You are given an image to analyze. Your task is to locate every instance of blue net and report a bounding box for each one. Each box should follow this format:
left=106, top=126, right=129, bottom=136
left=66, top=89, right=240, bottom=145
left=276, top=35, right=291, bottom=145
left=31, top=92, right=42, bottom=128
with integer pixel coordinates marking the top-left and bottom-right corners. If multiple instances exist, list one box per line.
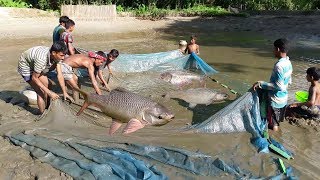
left=75, top=49, right=218, bottom=76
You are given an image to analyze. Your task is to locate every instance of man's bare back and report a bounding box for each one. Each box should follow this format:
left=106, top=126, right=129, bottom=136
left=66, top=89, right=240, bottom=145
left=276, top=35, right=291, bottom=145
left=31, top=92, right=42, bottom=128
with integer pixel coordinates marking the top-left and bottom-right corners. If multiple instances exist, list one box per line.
left=309, top=84, right=320, bottom=106
left=63, top=54, right=93, bottom=69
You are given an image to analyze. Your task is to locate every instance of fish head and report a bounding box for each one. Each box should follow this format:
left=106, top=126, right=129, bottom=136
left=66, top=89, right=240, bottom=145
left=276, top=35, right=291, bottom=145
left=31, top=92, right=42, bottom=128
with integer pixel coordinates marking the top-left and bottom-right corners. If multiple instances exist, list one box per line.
left=214, top=92, right=229, bottom=101
left=160, top=72, right=172, bottom=82
left=143, top=104, right=175, bottom=126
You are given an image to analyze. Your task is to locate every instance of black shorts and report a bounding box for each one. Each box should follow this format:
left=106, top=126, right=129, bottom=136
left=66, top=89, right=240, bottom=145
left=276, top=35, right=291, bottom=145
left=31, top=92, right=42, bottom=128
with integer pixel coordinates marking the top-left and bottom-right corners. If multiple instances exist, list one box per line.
left=267, top=106, right=286, bottom=129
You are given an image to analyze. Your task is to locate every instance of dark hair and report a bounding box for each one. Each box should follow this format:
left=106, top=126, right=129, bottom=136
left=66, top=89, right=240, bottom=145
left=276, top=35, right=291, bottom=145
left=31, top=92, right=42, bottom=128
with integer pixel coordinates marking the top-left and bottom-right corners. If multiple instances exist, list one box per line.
left=59, top=16, right=69, bottom=24
left=191, top=35, right=197, bottom=41
left=306, top=67, right=320, bottom=81
left=96, top=51, right=107, bottom=59
left=65, top=19, right=75, bottom=29
left=109, top=49, right=119, bottom=58
left=274, top=38, right=289, bottom=53
left=50, top=41, right=67, bottom=54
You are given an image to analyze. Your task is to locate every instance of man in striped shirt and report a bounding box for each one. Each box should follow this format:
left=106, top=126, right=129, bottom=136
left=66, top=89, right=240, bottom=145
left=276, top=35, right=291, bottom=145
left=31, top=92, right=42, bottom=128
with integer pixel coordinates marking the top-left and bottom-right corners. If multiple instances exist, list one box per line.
left=18, top=41, right=72, bottom=114
left=253, top=38, right=293, bottom=131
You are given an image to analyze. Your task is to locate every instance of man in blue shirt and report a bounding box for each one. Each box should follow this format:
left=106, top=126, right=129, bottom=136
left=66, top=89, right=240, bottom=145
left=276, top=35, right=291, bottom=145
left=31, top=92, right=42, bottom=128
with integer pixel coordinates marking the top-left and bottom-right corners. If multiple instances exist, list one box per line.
left=253, top=38, right=293, bottom=131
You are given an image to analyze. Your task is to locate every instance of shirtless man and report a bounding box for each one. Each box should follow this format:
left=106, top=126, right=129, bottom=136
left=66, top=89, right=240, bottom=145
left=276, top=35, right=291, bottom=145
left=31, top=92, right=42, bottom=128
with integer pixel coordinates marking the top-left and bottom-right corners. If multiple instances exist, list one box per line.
left=286, top=67, right=320, bottom=119
left=185, top=35, right=200, bottom=55
left=56, top=51, right=108, bottom=101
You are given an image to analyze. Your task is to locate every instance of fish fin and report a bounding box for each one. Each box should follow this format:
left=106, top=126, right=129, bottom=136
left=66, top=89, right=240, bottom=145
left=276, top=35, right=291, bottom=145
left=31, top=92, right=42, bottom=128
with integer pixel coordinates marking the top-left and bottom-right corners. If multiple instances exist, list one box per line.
left=114, top=87, right=128, bottom=92
left=123, top=119, right=145, bottom=134
left=76, top=101, right=90, bottom=116
left=109, top=120, right=122, bottom=135
left=188, top=103, right=197, bottom=108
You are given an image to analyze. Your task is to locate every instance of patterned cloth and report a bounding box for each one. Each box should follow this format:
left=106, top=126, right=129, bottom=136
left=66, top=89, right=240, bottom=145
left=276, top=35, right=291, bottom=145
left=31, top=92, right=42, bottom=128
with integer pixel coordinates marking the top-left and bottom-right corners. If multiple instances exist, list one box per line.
left=259, top=56, right=292, bottom=108
left=60, top=62, right=74, bottom=80
left=18, top=46, right=51, bottom=77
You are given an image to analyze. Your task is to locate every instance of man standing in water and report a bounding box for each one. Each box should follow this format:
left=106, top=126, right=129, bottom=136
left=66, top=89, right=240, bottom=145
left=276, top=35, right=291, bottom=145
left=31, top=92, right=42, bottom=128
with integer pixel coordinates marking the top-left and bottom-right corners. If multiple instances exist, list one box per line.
left=252, top=38, right=292, bottom=131
left=18, top=41, right=71, bottom=114
left=185, top=35, right=200, bottom=55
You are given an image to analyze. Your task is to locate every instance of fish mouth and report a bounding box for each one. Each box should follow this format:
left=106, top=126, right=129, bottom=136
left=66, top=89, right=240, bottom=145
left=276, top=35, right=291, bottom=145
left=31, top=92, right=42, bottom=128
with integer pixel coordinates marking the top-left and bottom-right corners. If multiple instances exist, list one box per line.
left=158, top=114, right=175, bottom=121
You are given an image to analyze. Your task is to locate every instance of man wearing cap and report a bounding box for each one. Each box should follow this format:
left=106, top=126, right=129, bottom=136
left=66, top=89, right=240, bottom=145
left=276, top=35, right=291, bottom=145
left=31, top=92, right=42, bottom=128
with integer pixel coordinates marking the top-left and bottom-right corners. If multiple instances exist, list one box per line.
left=56, top=51, right=109, bottom=101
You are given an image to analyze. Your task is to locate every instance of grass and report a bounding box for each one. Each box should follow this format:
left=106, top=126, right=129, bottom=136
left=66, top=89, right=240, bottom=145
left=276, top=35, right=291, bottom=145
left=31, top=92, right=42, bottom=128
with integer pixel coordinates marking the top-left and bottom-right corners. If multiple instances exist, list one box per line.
left=124, top=5, right=249, bottom=20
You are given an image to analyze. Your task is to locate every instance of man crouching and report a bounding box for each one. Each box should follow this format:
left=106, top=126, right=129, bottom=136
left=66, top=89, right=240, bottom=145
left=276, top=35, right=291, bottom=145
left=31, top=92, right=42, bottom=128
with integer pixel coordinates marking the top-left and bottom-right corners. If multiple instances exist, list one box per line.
left=18, top=41, right=70, bottom=114
left=56, top=51, right=109, bottom=102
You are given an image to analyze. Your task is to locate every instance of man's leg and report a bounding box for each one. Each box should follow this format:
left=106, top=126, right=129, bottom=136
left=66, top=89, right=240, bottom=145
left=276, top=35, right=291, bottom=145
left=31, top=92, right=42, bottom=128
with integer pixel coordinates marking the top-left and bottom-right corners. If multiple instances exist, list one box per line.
left=28, top=76, right=49, bottom=114
left=67, top=74, right=80, bottom=103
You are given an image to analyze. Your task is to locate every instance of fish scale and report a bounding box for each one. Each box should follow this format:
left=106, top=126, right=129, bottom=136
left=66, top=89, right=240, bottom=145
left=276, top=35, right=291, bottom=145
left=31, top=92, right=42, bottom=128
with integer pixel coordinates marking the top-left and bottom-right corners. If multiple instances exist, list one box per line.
left=77, top=88, right=174, bottom=134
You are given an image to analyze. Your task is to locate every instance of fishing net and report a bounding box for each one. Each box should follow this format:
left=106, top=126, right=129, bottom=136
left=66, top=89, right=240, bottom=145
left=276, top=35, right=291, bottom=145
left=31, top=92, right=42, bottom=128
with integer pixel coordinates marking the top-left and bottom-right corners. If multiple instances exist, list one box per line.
left=5, top=49, right=298, bottom=179
left=5, top=100, right=296, bottom=179
left=75, top=48, right=218, bottom=75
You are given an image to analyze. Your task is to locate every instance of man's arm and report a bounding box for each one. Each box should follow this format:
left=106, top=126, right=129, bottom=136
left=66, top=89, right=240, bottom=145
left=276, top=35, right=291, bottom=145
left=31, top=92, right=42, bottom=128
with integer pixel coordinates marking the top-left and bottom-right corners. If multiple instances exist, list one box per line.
left=31, top=72, right=59, bottom=100
left=107, top=64, right=113, bottom=75
left=68, top=42, right=75, bottom=55
left=196, top=45, right=200, bottom=55
left=259, top=66, right=286, bottom=91
left=97, top=69, right=111, bottom=91
left=56, top=63, right=74, bottom=102
left=88, top=65, right=102, bottom=95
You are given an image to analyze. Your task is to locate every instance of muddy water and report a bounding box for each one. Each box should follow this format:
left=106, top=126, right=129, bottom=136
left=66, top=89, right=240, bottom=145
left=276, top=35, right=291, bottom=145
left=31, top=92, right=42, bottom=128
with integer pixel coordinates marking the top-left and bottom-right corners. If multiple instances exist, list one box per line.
left=0, top=31, right=319, bottom=179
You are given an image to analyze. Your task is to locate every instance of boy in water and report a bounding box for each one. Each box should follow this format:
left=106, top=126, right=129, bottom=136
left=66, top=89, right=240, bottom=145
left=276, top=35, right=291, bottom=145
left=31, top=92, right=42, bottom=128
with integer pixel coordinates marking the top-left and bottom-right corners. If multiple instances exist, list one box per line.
left=185, top=35, right=200, bottom=55
left=56, top=51, right=109, bottom=101
left=61, top=19, right=76, bottom=55
left=96, top=49, right=119, bottom=88
left=18, top=41, right=71, bottom=114
left=252, top=38, right=293, bottom=131
left=286, top=67, right=320, bottom=119
left=52, top=16, right=69, bottom=43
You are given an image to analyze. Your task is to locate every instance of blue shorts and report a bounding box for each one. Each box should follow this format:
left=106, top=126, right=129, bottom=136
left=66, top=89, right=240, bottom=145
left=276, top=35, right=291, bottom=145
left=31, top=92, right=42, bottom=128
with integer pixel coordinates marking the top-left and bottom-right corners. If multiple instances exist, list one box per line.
left=22, top=75, right=32, bottom=82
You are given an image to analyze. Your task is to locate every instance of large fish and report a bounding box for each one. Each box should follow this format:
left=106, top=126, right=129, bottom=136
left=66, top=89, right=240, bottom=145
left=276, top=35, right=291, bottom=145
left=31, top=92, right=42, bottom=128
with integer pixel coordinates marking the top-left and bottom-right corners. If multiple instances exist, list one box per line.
left=76, top=88, right=175, bottom=134
left=160, top=71, right=206, bottom=88
left=165, top=88, right=228, bottom=108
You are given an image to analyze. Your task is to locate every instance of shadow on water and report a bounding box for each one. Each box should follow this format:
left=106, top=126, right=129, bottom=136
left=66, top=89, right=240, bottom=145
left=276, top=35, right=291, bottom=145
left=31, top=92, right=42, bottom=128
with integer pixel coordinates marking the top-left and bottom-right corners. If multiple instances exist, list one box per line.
left=0, top=91, right=39, bottom=115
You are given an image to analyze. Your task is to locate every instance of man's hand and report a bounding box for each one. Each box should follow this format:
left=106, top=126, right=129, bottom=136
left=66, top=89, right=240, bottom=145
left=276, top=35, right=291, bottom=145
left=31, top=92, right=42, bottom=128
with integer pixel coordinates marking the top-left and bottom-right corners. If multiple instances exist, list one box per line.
left=252, top=82, right=260, bottom=91
left=49, top=91, right=60, bottom=100
left=63, top=93, right=75, bottom=103
left=101, top=83, right=111, bottom=92
left=104, top=85, right=111, bottom=92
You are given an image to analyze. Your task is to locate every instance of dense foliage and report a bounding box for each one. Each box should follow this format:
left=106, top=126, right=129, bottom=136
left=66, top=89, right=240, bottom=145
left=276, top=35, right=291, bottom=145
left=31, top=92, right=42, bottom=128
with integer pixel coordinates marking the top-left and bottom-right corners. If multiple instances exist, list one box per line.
left=0, top=0, right=30, bottom=7
left=1, top=0, right=320, bottom=11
